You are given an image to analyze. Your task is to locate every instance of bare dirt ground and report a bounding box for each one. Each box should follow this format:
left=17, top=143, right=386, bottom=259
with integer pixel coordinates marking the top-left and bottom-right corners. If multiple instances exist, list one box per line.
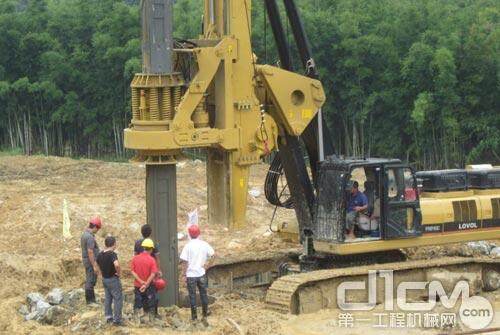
left=0, top=155, right=297, bottom=334
left=0, top=155, right=498, bottom=334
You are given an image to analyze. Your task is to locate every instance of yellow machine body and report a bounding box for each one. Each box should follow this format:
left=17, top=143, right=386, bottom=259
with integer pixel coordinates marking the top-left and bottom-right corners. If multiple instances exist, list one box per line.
left=124, top=0, right=324, bottom=229
left=278, top=188, right=500, bottom=255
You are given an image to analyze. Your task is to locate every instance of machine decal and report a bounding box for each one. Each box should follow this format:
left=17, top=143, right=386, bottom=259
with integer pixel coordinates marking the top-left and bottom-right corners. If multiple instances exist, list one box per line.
left=423, top=224, right=443, bottom=233
left=446, top=221, right=480, bottom=232
left=423, top=219, right=500, bottom=234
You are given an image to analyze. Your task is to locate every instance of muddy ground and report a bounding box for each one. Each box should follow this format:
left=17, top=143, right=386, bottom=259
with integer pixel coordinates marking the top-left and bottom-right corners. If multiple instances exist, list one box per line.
left=0, top=155, right=498, bottom=334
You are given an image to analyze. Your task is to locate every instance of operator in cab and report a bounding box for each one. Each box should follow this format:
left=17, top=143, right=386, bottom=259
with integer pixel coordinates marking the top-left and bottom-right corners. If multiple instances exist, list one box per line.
left=345, top=181, right=368, bottom=240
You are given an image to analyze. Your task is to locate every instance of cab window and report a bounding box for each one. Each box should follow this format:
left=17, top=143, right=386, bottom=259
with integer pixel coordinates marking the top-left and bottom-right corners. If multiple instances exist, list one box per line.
left=350, top=167, right=367, bottom=192
left=387, top=169, right=398, bottom=199
left=404, top=168, right=417, bottom=201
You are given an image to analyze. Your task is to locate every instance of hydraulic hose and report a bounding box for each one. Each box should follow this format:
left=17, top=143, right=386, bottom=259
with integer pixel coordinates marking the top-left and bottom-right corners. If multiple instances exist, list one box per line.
left=264, top=154, right=294, bottom=209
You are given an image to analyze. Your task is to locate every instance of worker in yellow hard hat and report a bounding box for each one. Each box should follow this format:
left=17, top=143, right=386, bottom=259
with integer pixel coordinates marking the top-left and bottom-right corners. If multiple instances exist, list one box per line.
left=133, top=224, right=163, bottom=318
left=130, top=238, right=158, bottom=323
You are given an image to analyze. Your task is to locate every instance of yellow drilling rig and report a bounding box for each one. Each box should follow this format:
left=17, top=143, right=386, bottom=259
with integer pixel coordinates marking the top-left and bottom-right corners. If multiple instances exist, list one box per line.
left=124, top=0, right=500, bottom=313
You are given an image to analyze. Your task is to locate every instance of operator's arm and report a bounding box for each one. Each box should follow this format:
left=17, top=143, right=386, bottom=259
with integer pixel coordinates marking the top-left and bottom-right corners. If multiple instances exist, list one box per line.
left=355, top=204, right=368, bottom=212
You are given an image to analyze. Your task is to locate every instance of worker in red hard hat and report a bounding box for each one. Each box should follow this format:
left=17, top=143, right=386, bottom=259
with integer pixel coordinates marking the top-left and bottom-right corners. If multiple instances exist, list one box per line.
left=81, top=216, right=102, bottom=305
left=180, top=224, right=214, bottom=324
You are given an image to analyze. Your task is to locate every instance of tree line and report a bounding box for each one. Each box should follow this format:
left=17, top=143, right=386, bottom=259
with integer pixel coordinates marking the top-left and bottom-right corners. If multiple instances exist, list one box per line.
left=0, top=0, right=498, bottom=168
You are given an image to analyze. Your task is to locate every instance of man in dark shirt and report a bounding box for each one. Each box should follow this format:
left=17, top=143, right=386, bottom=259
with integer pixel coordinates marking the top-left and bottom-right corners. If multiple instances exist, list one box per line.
left=80, top=217, right=102, bottom=305
left=134, top=225, right=160, bottom=268
left=97, top=236, right=123, bottom=326
left=345, top=181, right=368, bottom=240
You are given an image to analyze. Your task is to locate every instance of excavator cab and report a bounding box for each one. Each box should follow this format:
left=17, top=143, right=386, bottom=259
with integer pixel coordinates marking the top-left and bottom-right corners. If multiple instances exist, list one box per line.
left=313, top=157, right=423, bottom=245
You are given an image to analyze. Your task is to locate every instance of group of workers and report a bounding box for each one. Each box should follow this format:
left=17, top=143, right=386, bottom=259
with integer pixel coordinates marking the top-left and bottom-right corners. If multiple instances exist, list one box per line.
left=78, top=183, right=371, bottom=326
left=80, top=217, right=214, bottom=326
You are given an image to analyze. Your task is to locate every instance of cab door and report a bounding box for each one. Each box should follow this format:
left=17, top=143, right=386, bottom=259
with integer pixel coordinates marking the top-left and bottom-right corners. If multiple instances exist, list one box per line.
left=381, top=165, right=422, bottom=239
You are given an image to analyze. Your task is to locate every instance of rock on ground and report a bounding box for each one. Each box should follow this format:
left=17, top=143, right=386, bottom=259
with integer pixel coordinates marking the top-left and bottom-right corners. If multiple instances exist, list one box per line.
left=491, top=247, right=500, bottom=258
left=26, top=292, right=45, bottom=308
left=41, top=305, right=71, bottom=326
left=64, top=288, right=85, bottom=307
left=18, top=304, right=29, bottom=316
left=483, top=269, right=500, bottom=291
left=462, top=241, right=495, bottom=256
left=25, top=299, right=51, bottom=321
left=47, top=288, right=64, bottom=305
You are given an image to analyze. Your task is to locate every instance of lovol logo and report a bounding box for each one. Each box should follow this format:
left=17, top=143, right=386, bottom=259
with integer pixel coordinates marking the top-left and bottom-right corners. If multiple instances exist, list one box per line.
left=458, top=222, right=478, bottom=230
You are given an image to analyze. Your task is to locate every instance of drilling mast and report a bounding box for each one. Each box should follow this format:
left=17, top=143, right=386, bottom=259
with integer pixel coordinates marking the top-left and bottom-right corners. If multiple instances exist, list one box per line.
left=125, top=0, right=326, bottom=305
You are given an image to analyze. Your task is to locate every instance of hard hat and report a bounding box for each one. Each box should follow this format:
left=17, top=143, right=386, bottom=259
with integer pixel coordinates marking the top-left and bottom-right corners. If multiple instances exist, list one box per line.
left=154, top=278, right=167, bottom=291
left=89, top=216, right=102, bottom=229
left=141, top=238, right=155, bottom=249
left=188, top=224, right=200, bottom=238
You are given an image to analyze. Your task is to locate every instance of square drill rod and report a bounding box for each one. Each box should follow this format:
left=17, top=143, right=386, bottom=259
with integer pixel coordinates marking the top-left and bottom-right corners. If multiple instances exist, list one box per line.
left=146, top=164, right=179, bottom=306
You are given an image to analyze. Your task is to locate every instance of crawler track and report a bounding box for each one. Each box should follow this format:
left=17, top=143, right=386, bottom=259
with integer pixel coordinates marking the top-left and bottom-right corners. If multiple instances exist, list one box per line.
left=205, top=250, right=500, bottom=316
left=206, top=249, right=301, bottom=290
left=266, top=257, right=500, bottom=314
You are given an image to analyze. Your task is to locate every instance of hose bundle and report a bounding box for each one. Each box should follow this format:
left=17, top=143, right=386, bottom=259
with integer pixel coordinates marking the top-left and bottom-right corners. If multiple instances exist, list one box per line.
left=264, top=155, right=294, bottom=209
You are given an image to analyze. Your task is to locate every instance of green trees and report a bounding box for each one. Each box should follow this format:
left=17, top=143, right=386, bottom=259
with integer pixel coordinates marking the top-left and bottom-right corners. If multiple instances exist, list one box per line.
left=296, top=0, right=499, bottom=168
left=0, top=0, right=498, bottom=168
left=0, top=0, right=140, bottom=157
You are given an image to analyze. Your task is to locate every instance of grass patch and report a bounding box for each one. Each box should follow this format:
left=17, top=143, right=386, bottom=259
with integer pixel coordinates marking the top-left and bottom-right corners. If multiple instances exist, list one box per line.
left=0, top=148, right=132, bottom=163
left=0, top=147, right=23, bottom=157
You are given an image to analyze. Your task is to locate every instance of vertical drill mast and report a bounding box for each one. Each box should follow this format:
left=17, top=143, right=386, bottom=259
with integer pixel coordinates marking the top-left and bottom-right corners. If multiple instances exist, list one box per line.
left=141, top=0, right=178, bottom=307
left=125, top=0, right=326, bottom=243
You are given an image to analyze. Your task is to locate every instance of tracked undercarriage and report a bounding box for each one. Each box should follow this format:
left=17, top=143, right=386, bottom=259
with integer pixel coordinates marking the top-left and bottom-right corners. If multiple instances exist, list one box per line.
left=207, top=252, right=500, bottom=315
left=206, top=249, right=301, bottom=290
left=266, top=256, right=500, bottom=314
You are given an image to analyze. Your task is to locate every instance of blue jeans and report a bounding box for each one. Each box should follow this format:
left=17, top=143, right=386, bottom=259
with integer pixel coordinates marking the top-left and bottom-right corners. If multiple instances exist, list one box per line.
left=133, top=285, right=157, bottom=313
left=187, top=275, right=209, bottom=309
left=102, top=276, right=123, bottom=323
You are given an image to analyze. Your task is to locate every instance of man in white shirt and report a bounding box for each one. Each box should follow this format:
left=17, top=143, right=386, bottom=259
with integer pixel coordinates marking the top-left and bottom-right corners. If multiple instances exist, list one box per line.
left=180, top=225, right=214, bottom=323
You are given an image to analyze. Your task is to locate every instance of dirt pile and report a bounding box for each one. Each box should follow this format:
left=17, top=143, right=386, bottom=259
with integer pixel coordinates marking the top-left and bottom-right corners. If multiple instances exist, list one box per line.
left=0, top=155, right=295, bottom=334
